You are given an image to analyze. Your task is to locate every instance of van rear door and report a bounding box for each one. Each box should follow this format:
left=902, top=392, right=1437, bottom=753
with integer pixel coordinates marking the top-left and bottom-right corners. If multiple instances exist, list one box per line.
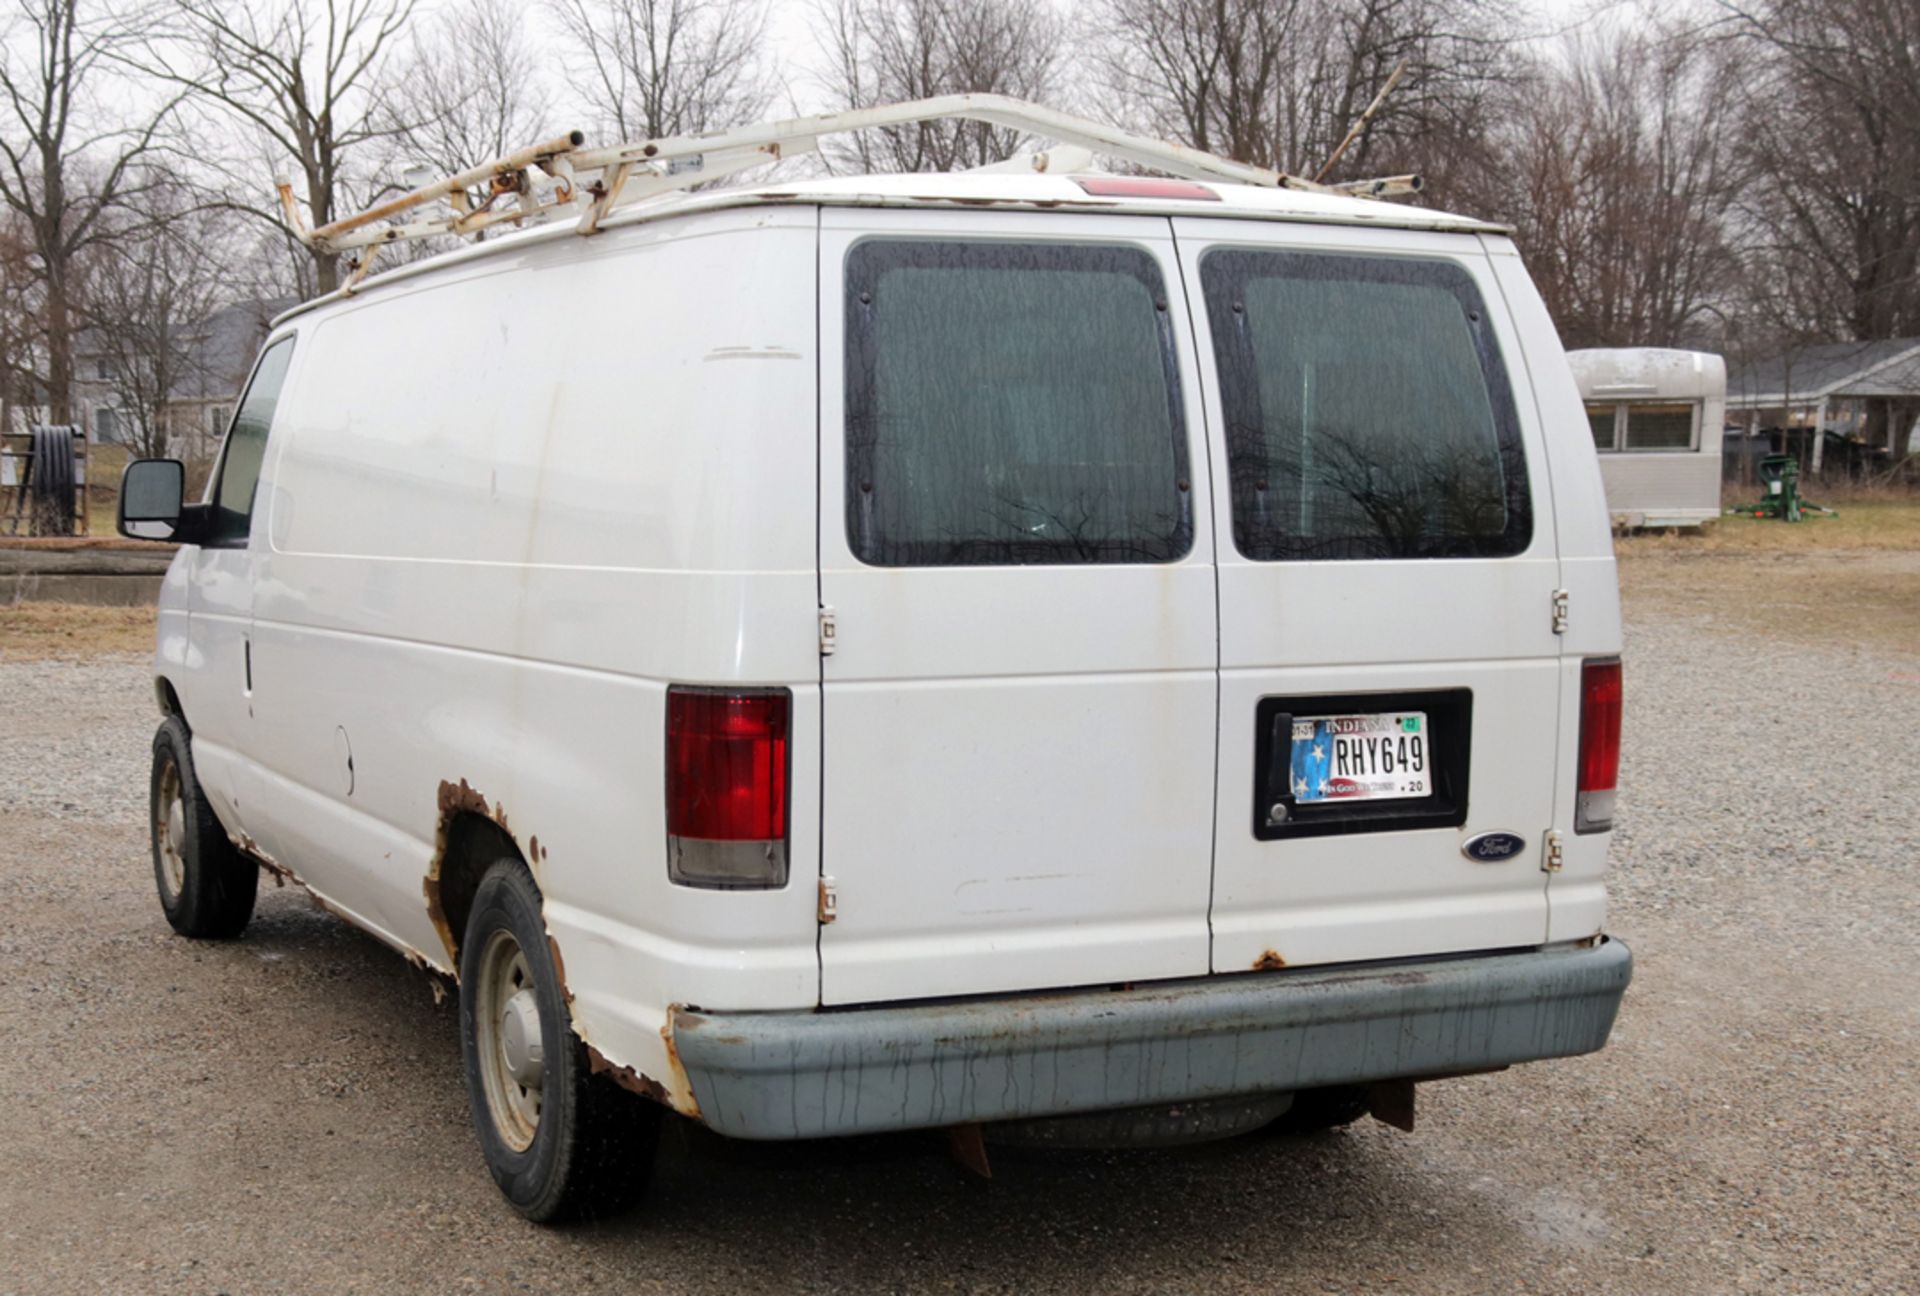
left=1172, top=219, right=1560, bottom=972
left=815, top=209, right=1217, bottom=1006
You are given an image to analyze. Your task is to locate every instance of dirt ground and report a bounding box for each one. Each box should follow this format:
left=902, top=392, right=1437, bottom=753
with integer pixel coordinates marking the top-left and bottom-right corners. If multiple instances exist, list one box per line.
left=2, top=523, right=1916, bottom=1294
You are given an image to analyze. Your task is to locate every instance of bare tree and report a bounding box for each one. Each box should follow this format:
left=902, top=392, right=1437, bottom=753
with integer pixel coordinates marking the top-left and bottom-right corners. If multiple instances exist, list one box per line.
left=82, top=178, right=234, bottom=460
left=811, top=0, right=1062, bottom=172
left=1091, top=0, right=1514, bottom=186
left=0, top=0, right=176, bottom=424
left=0, top=211, right=42, bottom=434
left=1471, top=24, right=1744, bottom=350
left=384, top=0, right=555, bottom=176
left=1725, top=0, right=1920, bottom=460
left=142, top=0, right=415, bottom=295
left=550, top=0, right=771, bottom=141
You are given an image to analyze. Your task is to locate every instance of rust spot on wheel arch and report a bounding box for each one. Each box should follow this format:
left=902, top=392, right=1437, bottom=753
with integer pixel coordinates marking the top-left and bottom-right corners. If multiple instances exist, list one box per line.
left=584, top=1043, right=671, bottom=1106
left=1252, top=950, right=1287, bottom=971
left=660, top=1011, right=701, bottom=1118
left=426, top=778, right=521, bottom=971
left=547, top=936, right=574, bottom=1006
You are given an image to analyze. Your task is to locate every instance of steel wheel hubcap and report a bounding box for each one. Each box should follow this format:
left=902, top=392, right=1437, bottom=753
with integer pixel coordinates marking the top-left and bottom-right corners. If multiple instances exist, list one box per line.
left=476, top=931, right=544, bottom=1151
left=156, top=762, right=186, bottom=899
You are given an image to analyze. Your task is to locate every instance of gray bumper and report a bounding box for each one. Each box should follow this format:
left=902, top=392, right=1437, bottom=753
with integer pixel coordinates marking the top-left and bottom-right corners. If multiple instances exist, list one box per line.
left=672, top=939, right=1631, bottom=1140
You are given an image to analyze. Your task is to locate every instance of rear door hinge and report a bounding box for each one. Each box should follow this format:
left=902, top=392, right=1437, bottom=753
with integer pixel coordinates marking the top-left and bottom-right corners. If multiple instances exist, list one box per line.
left=1551, top=588, right=1569, bottom=635
left=818, top=606, right=838, bottom=656
left=817, top=877, right=839, bottom=923
left=1543, top=830, right=1564, bottom=873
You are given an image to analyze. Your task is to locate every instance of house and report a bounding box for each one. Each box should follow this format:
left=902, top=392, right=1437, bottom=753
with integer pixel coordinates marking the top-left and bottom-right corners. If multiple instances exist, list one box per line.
left=74, top=298, right=295, bottom=461
left=1726, top=339, right=1920, bottom=475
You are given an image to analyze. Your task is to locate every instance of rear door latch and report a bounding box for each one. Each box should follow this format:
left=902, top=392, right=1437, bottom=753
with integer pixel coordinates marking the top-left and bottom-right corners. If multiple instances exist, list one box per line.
left=1543, top=830, right=1564, bottom=873
left=819, top=607, right=838, bottom=656
left=1551, top=589, right=1569, bottom=635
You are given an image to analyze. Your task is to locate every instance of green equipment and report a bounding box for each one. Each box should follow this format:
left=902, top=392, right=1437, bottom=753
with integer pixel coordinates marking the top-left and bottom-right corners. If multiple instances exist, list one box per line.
left=1732, top=453, right=1836, bottom=522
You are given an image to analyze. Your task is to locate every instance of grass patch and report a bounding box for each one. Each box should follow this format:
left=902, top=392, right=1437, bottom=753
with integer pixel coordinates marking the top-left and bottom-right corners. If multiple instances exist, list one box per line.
left=0, top=602, right=155, bottom=659
left=1615, top=500, right=1920, bottom=556
left=1616, top=499, right=1920, bottom=654
left=1619, top=546, right=1920, bottom=658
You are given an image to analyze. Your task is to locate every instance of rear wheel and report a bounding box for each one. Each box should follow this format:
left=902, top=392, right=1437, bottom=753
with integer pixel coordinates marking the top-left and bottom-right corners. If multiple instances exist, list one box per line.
left=459, top=859, right=661, bottom=1223
left=150, top=717, right=257, bottom=939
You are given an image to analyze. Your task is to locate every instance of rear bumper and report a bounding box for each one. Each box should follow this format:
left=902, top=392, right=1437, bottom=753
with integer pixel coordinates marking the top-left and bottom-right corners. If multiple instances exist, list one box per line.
left=671, top=939, right=1632, bottom=1140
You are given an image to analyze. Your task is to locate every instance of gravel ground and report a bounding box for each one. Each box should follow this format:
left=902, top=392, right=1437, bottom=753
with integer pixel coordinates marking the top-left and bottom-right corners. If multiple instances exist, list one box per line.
left=2, top=558, right=1916, bottom=1295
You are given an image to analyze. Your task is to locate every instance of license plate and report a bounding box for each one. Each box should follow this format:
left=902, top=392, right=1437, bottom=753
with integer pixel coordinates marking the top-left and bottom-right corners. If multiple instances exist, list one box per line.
left=1289, top=712, right=1430, bottom=803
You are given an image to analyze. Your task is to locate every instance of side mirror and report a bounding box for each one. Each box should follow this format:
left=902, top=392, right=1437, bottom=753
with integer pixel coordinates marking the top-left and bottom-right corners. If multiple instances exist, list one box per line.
left=118, top=459, right=202, bottom=542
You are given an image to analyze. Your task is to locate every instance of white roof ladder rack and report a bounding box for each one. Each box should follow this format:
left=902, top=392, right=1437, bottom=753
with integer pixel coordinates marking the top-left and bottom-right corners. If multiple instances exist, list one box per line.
left=276, top=94, right=1423, bottom=292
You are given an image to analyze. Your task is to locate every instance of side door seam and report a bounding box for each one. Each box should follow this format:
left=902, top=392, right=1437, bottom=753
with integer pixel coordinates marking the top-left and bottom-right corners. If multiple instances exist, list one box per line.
left=812, top=204, right=828, bottom=1006
left=1476, top=234, right=1568, bottom=943
left=1168, top=218, right=1226, bottom=973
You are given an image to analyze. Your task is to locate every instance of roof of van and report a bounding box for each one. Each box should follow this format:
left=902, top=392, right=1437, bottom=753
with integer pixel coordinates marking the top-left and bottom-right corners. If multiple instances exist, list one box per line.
left=733, top=171, right=1501, bottom=231
left=274, top=169, right=1505, bottom=328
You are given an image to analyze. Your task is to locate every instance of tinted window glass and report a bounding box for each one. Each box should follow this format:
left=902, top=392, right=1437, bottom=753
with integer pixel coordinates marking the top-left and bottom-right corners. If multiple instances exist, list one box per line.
left=1587, top=403, right=1618, bottom=452
left=1203, top=250, right=1530, bottom=561
left=1624, top=402, right=1695, bottom=450
left=845, top=241, right=1190, bottom=566
left=208, top=337, right=295, bottom=546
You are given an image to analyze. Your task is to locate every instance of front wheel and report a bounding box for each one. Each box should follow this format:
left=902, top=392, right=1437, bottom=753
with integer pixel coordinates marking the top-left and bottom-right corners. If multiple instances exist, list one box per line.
left=459, top=859, right=661, bottom=1223
left=150, top=717, right=257, bottom=939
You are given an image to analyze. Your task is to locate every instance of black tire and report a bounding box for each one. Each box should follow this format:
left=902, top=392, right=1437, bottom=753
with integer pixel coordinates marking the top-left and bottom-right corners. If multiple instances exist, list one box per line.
left=150, top=717, right=258, bottom=939
left=459, top=859, right=661, bottom=1223
left=1269, top=1085, right=1371, bottom=1135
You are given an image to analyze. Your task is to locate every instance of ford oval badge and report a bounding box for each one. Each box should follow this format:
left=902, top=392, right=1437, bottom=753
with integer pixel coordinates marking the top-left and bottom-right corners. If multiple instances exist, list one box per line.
left=1462, top=831, right=1526, bottom=863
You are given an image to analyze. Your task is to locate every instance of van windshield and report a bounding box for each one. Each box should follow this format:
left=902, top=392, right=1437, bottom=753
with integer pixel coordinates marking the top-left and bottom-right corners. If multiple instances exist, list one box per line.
left=1201, top=250, right=1531, bottom=561
left=844, top=240, right=1191, bottom=567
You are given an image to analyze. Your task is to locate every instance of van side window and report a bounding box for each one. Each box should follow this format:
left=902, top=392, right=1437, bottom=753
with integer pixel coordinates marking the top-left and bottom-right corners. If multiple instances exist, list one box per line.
left=1202, top=251, right=1531, bottom=561
left=845, top=240, right=1192, bottom=567
left=206, top=337, right=295, bottom=547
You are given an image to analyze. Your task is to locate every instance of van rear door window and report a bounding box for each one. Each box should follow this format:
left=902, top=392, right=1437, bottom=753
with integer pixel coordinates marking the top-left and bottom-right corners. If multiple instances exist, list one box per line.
left=844, top=240, right=1191, bottom=567
left=1201, top=250, right=1530, bottom=561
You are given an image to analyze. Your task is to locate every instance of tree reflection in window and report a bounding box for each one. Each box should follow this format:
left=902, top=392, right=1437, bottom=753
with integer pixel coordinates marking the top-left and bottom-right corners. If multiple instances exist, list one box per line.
left=1204, top=250, right=1531, bottom=561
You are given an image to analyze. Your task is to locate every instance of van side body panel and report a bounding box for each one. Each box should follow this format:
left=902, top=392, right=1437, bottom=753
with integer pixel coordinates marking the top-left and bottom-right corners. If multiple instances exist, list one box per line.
left=242, top=209, right=824, bottom=1098
left=1480, top=238, right=1624, bottom=943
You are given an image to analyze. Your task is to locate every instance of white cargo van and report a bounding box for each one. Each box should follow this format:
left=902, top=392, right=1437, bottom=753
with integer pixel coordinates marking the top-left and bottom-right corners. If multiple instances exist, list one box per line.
left=118, top=98, right=1630, bottom=1222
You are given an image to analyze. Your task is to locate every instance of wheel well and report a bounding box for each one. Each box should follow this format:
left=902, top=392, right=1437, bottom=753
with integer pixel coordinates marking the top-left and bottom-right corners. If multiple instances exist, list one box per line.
left=156, top=677, right=184, bottom=726
left=430, top=811, right=521, bottom=974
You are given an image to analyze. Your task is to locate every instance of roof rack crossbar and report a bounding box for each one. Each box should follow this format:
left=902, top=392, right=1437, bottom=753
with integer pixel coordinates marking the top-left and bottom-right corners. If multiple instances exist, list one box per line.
left=284, top=96, right=1422, bottom=290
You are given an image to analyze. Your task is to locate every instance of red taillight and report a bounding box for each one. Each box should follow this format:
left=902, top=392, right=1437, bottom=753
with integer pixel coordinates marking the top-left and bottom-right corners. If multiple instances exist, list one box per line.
left=666, top=687, right=790, bottom=887
left=1575, top=658, right=1622, bottom=833
left=1074, top=176, right=1221, bottom=201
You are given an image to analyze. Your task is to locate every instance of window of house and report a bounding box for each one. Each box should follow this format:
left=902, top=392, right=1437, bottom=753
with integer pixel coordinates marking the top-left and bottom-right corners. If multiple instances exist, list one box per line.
left=1586, top=400, right=1700, bottom=452
left=1623, top=402, right=1696, bottom=451
left=1587, top=403, right=1619, bottom=452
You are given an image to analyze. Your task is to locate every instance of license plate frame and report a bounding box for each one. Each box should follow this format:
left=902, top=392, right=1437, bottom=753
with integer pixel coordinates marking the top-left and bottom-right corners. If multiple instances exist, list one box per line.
left=1253, top=689, right=1473, bottom=841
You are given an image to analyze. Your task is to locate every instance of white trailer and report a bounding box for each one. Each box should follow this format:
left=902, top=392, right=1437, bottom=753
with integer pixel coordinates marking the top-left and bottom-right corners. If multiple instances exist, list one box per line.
left=1568, top=348, right=1726, bottom=528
